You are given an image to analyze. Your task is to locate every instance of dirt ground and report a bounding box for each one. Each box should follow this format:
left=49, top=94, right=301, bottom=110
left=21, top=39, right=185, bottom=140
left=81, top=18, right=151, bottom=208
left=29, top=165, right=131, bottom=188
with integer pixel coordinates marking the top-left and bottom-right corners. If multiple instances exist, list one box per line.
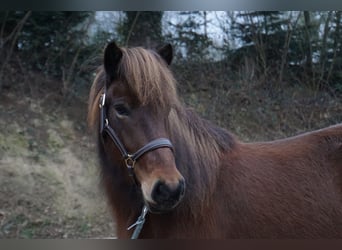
left=0, top=75, right=115, bottom=238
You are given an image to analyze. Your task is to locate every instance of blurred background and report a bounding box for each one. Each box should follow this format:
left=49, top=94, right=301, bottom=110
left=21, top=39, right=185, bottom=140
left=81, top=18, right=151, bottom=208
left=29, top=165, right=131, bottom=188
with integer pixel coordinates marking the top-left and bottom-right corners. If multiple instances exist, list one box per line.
left=0, top=11, right=341, bottom=238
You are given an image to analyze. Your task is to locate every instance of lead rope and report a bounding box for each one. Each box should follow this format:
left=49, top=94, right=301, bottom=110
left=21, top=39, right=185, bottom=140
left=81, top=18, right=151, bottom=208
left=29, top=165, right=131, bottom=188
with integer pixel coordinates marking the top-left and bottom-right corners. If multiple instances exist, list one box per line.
left=127, top=205, right=149, bottom=239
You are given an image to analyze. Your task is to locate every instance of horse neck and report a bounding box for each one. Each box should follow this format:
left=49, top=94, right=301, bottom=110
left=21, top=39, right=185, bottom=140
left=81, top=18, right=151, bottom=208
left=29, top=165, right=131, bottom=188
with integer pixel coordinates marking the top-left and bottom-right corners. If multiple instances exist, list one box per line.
left=167, top=106, right=235, bottom=214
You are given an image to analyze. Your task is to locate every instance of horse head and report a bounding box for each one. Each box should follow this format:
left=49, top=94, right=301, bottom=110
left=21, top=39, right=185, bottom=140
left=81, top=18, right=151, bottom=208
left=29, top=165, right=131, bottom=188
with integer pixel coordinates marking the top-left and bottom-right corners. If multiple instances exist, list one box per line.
left=98, top=42, right=185, bottom=213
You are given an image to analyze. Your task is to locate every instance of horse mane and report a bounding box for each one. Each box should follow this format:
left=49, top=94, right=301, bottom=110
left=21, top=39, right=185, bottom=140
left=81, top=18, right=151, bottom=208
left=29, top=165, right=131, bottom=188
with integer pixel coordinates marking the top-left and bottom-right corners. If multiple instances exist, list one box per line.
left=88, top=45, right=237, bottom=219
left=167, top=106, right=236, bottom=217
left=117, top=47, right=179, bottom=110
left=88, top=67, right=106, bottom=131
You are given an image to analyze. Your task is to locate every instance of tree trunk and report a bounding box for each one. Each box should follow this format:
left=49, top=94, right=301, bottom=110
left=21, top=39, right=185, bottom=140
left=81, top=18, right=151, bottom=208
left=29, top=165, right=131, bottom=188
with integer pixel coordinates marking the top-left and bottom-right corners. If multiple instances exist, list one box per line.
left=326, top=11, right=342, bottom=85
left=303, top=11, right=313, bottom=80
left=318, top=11, right=333, bottom=86
left=123, top=11, right=163, bottom=48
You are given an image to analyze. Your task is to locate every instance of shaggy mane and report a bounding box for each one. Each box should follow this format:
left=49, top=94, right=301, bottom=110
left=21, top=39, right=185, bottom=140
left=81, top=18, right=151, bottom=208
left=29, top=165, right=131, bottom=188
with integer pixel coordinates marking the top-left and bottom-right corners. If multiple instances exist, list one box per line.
left=118, top=47, right=179, bottom=110
left=167, top=106, right=236, bottom=216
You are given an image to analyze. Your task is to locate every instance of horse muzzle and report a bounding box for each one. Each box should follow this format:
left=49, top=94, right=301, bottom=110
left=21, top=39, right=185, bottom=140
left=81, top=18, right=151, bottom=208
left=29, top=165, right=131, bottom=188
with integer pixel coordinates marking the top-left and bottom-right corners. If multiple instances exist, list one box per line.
left=147, top=178, right=186, bottom=213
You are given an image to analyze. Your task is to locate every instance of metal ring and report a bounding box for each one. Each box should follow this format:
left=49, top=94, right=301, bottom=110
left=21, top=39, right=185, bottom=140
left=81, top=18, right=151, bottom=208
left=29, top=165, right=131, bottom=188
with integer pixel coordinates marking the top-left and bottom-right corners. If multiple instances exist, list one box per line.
left=125, top=155, right=135, bottom=169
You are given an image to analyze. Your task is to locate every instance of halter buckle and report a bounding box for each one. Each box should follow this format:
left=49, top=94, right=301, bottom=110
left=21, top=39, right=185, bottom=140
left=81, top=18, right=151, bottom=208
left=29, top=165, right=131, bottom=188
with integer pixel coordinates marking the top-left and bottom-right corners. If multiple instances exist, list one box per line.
left=99, top=93, right=106, bottom=108
left=125, top=154, right=136, bottom=169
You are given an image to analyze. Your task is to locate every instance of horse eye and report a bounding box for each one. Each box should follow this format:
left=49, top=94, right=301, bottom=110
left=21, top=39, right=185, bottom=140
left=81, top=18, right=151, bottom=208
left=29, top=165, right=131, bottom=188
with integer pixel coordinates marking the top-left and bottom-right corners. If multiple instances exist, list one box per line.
left=114, top=104, right=130, bottom=116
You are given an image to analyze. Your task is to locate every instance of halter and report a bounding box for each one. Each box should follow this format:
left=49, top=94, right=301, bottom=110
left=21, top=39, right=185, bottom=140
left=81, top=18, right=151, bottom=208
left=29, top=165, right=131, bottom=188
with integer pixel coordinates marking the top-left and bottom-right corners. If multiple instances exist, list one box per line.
left=99, top=92, right=173, bottom=174
left=98, top=91, right=174, bottom=239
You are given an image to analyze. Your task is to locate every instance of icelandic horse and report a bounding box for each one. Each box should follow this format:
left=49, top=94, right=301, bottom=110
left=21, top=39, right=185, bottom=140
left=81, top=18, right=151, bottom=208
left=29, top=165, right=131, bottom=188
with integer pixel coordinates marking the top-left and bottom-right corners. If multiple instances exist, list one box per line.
left=88, top=41, right=342, bottom=238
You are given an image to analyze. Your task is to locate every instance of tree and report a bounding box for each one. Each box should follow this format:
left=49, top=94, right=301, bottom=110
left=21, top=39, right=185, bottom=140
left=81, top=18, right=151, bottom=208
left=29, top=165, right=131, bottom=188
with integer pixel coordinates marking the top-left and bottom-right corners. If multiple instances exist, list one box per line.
left=166, top=11, right=213, bottom=61
left=230, top=11, right=291, bottom=78
left=325, top=11, right=342, bottom=91
left=289, top=11, right=341, bottom=90
left=117, top=11, right=163, bottom=48
left=0, top=11, right=32, bottom=90
left=0, top=11, right=98, bottom=94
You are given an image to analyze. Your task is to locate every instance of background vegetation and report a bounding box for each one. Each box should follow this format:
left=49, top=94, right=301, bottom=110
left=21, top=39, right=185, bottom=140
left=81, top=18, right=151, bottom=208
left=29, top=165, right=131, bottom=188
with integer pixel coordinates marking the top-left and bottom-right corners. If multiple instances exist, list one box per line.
left=0, top=11, right=341, bottom=238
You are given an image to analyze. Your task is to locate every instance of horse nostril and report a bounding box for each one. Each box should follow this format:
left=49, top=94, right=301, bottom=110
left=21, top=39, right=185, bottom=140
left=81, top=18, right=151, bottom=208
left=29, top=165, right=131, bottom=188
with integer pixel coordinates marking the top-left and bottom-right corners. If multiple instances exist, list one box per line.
left=178, top=179, right=185, bottom=197
left=152, top=180, right=185, bottom=206
left=154, top=181, right=170, bottom=200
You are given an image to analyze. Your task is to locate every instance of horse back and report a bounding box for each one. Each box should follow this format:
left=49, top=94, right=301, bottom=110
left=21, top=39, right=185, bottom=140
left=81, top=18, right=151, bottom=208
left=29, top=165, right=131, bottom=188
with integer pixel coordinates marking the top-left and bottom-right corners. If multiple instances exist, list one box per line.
left=251, top=123, right=342, bottom=165
left=242, top=123, right=342, bottom=190
left=221, top=124, right=342, bottom=238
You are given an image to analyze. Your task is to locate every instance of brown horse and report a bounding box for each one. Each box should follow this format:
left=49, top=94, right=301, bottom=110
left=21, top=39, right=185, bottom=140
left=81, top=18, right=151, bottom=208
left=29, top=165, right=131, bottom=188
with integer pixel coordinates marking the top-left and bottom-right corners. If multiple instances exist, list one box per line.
left=88, top=41, right=342, bottom=238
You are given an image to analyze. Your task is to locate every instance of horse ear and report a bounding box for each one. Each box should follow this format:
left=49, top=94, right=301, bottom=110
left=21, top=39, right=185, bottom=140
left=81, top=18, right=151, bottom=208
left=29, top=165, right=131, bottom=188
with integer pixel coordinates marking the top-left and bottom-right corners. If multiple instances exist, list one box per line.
left=157, top=43, right=173, bottom=65
left=104, top=41, right=123, bottom=81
